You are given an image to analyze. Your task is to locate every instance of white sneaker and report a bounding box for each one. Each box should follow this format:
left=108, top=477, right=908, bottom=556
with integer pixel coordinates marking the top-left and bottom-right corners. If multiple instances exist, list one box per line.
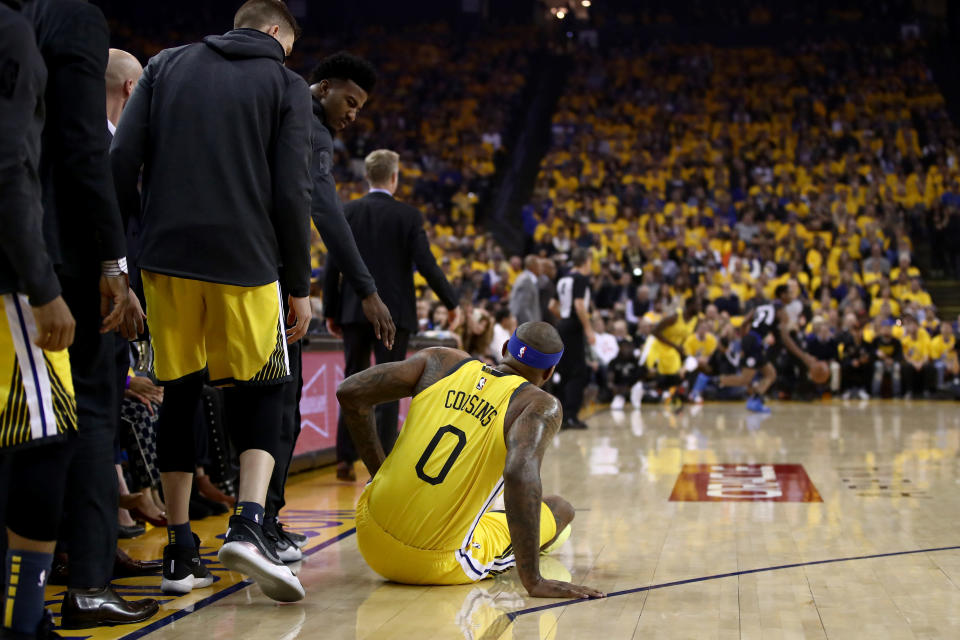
left=610, top=395, right=625, bottom=410
left=857, top=389, right=870, bottom=400
left=630, top=382, right=644, bottom=407
left=219, top=515, right=305, bottom=602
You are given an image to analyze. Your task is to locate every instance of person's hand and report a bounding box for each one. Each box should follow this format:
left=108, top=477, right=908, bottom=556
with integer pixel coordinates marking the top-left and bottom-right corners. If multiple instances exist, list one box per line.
left=585, top=328, right=597, bottom=345
left=286, top=295, right=312, bottom=343
left=526, top=578, right=605, bottom=600
left=100, top=273, right=130, bottom=333
left=449, top=307, right=464, bottom=331
left=802, top=353, right=817, bottom=368
left=361, top=293, right=396, bottom=350
left=30, top=295, right=75, bottom=351
left=125, top=376, right=163, bottom=414
left=119, top=288, right=146, bottom=340
left=326, top=318, right=343, bottom=338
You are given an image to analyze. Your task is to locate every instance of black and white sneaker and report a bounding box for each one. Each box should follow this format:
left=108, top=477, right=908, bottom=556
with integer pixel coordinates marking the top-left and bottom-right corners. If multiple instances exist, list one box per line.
left=161, top=534, right=214, bottom=594
left=218, top=515, right=305, bottom=602
left=277, top=522, right=308, bottom=549
left=263, top=519, right=303, bottom=563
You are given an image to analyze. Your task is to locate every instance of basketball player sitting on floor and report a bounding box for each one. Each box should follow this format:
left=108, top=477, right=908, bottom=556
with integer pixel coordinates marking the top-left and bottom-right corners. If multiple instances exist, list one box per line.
left=337, top=321, right=605, bottom=599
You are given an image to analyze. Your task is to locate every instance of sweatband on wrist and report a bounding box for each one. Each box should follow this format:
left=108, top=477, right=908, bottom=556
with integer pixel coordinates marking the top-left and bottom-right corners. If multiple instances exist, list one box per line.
left=125, top=375, right=132, bottom=389
left=101, top=257, right=128, bottom=277
left=507, top=331, right=564, bottom=369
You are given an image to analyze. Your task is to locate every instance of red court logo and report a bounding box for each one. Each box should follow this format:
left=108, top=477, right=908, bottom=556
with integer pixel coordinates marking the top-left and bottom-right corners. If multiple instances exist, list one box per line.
left=669, top=464, right=822, bottom=502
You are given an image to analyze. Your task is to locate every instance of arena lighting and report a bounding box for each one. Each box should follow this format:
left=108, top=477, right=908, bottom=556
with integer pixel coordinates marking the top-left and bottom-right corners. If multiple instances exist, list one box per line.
left=582, top=0, right=591, bottom=6
left=556, top=9, right=566, bottom=18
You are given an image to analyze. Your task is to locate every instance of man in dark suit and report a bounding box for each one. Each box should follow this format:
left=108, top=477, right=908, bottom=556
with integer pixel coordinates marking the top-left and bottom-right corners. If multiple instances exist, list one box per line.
left=324, top=149, right=459, bottom=480
left=21, top=0, right=158, bottom=628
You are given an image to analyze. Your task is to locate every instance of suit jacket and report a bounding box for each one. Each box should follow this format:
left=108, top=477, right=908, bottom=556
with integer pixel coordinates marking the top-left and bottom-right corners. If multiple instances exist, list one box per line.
left=324, top=192, right=457, bottom=332
left=510, top=270, right=541, bottom=325
left=24, top=0, right=127, bottom=274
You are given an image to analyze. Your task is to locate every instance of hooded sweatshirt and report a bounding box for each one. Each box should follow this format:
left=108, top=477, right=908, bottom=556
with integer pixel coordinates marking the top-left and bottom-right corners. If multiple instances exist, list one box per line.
left=0, top=0, right=60, bottom=304
left=111, top=28, right=313, bottom=297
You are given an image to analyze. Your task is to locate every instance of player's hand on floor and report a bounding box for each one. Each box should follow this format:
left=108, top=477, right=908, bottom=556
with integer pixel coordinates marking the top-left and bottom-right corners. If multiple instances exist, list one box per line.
left=361, top=292, right=395, bottom=350
left=526, top=578, right=605, bottom=599
left=286, top=295, right=312, bottom=343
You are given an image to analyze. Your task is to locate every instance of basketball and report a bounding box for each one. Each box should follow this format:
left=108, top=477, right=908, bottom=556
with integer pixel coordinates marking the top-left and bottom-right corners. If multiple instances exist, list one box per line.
left=809, top=360, right=830, bottom=385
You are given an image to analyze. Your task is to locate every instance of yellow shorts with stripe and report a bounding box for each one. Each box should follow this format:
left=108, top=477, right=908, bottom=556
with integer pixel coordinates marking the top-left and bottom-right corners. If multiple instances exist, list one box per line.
left=644, top=341, right=682, bottom=376
left=355, top=486, right=557, bottom=585
left=0, top=294, right=76, bottom=451
left=141, top=271, right=290, bottom=386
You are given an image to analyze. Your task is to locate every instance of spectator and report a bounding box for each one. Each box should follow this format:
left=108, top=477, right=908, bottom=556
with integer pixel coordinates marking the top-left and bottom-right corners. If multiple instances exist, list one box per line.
left=870, top=320, right=903, bottom=398
left=510, top=255, right=542, bottom=325
left=901, top=314, right=935, bottom=398
left=488, top=309, right=516, bottom=362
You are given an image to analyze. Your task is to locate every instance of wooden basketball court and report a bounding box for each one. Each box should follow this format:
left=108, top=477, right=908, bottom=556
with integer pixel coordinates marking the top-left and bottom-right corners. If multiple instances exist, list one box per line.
left=54, top=401, right=960, bottom=639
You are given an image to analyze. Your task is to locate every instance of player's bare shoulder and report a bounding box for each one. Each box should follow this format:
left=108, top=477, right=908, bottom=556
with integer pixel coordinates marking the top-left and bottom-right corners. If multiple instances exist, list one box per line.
left=503, top=382, right=562, bottom=439
left=411, top=346, right=473, bottom=396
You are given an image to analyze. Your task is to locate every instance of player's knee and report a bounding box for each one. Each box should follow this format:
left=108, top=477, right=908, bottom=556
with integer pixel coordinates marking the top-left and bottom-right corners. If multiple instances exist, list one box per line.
left=544, top=495, right=574, bottom=530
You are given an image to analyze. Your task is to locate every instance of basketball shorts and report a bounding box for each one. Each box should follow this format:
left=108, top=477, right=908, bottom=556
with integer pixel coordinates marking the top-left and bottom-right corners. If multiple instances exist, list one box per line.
left=644, top=341, right=683, bottom=376
left=141, top=271, right=289, bottom=386
left=355, top=486, right=557, bottom=585
left=0, top=294, right=77, bottom=451
left=741, top=331, right=768, bottom=370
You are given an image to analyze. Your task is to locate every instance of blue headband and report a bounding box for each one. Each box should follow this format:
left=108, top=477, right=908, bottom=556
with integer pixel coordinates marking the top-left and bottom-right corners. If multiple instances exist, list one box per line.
left=507, top=332, right=564, bottom=369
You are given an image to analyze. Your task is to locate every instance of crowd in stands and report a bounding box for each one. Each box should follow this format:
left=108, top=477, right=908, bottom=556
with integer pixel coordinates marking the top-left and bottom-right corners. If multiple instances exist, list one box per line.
left=396, top=37, right=960, bottom=404
left=106, top=19, right=960, bottom=404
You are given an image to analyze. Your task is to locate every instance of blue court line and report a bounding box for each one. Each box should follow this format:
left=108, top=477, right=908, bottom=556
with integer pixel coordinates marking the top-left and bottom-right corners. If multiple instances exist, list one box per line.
left=115, top=528, right=357, bottom=640
left=501, top=543, right=960, bottom=624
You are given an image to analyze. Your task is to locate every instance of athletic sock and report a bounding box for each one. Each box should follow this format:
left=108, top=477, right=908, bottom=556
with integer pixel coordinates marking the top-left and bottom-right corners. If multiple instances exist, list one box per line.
left=167, top=522, right=193, bottom=547
left=235, top=501, right=265, bottom=525
left=3, top=549, right=53, bottom=634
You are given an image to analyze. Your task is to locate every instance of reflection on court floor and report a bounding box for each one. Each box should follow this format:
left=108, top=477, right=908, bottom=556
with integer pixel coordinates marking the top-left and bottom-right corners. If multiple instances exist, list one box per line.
left=78, top=401, right=960, bottom=639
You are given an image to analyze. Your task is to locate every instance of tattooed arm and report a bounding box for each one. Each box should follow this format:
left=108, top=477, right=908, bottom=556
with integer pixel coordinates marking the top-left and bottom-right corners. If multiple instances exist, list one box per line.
left=336, top=346, right=469, bottom=476
left=503, top=388, right=604, bottom=599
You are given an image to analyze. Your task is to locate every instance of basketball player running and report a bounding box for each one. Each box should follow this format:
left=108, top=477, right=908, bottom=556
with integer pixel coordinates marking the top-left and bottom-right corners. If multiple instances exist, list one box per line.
left=644, top=295, right=700, bottom=405
left=338, top=322, right=604, bottom=599
left=692, top=284, right=817, bottom=413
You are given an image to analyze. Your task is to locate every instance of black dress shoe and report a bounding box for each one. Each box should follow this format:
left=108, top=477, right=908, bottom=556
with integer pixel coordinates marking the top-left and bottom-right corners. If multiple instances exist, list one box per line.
left=60, top=586, right=159, bottom=629
left=191, top=491, right=229, bottom=516
left=114, top=548, right=162, bottom=578
left=118, top=524, right=146, bottom=539
left=188, top=496, right=214, bottom=520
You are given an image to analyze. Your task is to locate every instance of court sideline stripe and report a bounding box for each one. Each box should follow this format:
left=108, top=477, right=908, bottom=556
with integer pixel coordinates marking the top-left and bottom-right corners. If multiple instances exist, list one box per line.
left=114, top=528, right=357, bottom=640
left=480, top=543, right=960, bottom=639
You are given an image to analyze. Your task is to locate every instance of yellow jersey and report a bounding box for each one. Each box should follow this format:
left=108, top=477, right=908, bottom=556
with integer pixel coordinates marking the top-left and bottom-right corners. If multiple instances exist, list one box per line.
left=659, top=309, right=698, bottom=347
left=683, top=332, right=718, bottom=359
left=930, top=334, right=956, bottom=360
left=366, top=359, right=528, bottom=552
left=901, top=329, right=931, bottom=363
